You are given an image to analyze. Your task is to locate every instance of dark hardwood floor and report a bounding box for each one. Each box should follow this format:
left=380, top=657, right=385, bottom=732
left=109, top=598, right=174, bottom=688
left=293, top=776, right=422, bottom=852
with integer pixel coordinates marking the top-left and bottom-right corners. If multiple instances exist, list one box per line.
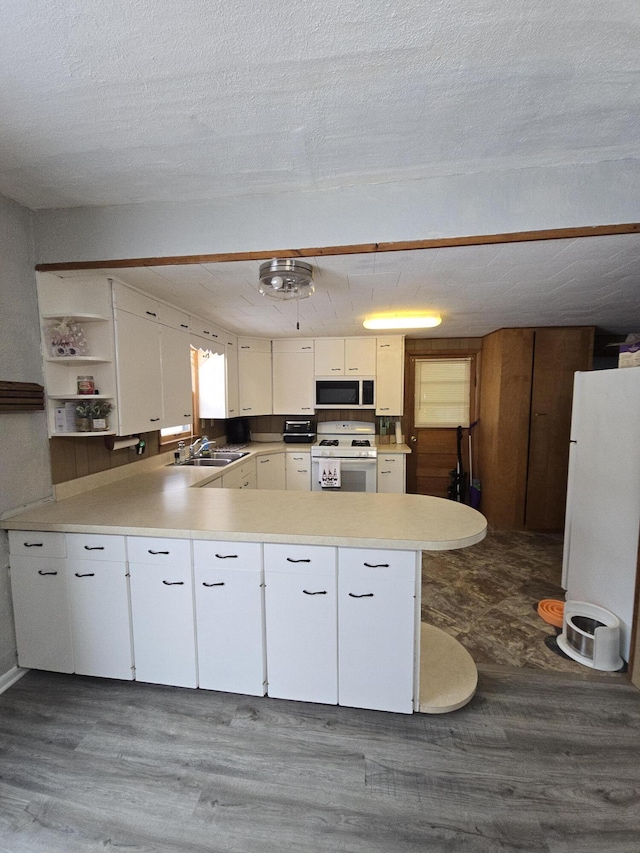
left=1, top=667, right=640, bottom=852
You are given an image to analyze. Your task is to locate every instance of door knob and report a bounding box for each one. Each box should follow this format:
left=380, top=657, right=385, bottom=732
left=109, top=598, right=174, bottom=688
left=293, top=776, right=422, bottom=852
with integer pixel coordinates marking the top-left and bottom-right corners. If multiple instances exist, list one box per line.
left=410, top=435, right=417, bottom=442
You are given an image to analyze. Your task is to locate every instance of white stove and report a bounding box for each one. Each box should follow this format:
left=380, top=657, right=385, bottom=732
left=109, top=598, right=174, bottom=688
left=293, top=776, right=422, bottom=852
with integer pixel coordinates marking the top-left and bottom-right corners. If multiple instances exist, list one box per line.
left=311, top=421, right=377, bottom=492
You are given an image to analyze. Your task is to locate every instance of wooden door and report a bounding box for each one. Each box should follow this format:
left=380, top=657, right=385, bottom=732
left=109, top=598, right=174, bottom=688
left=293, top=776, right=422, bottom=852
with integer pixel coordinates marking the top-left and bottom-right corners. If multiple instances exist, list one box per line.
left=404, top=353, right=477, bottom=497
left=525, top=328, right=593, bottom=530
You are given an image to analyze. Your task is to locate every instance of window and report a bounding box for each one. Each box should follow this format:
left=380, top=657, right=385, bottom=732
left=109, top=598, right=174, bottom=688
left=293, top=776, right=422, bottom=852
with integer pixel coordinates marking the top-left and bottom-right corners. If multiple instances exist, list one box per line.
left=414, top=357, right=471, bottom=428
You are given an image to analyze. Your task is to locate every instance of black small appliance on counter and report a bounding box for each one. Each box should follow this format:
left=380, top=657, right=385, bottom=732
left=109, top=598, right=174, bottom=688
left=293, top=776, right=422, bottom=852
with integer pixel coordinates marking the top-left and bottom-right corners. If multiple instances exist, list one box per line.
left=282, top=419, right=317, bottom=443
left=226, top=417, right=251, bottom=445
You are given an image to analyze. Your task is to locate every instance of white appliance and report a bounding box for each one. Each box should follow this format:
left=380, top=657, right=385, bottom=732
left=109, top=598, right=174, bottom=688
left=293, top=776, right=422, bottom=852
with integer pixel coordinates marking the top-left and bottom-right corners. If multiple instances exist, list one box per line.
left=562, top=367, right=640, bottom=661
left=311, top=421, right=377, bottom=492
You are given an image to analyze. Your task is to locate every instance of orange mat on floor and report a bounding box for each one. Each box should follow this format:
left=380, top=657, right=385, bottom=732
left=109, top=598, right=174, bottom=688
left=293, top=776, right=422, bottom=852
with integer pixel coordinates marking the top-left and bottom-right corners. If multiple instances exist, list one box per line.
left=537, top=599, right=565, bottom=629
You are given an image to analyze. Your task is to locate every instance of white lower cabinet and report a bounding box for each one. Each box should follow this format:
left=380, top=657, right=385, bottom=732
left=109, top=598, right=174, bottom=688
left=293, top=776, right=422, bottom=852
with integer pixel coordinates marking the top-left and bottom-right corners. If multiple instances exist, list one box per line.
left=338, top=548, right=418, bottom=713
left=10, top=554, right=73, bottom=673
left=264, top=544, right=338, bottom=704
left=285, top=450, right=311, bottom=491
left=128, top=538, right=197, bottom=688
left=193, top=540, right=265, bottom=696
left=221, top=458, right=257, bottom=490
left=377, top=453, right=406, bottom=493
left=67, top=558, right=133, bottom=680
left=256, top=453, right=286, bottom=490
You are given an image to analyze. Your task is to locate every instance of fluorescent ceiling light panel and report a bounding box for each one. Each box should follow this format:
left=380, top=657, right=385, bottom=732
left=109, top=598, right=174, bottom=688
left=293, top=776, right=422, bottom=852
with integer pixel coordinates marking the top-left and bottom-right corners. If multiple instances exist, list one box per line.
left=363, top=315, right=442, bottom=330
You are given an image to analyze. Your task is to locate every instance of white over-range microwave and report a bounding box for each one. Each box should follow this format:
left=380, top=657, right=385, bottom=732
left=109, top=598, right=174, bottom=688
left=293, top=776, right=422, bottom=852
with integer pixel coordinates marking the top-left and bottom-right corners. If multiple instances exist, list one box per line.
left=314, top=377, right=375, bottom=409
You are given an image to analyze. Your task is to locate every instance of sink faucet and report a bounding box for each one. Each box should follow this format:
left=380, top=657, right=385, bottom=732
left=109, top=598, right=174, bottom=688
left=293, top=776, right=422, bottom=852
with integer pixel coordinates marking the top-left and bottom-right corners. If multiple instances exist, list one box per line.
left=189, top=435, right=212, bottom=458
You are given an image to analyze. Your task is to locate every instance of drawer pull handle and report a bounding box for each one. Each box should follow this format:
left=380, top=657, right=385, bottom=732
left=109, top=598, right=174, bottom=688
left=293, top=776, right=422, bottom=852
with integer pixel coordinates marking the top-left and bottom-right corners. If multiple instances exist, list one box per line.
left=379, top=344, right=391, bottom=348
left=303, top=589, right=327, bottom=595
left=215, top=553, right=238, bottom=559
left=180, top=323, right=189, bottom=328
left=150, top=417, right=160, bottom=422
left=148, top=550, right=170, bottom=555
left=84, top=545, right=105, bottom=551
left=363, top=562, right=389, bottom=568
left=203, top=581, right=225, bottom=587
left=24, top=542, right=43, bottom=548
left=145, top=310, right=157, bottom=317
left=349, top=592, right=374, bottom=598
left=75, top=572, right=95, bottom=578
left=302, top=346, right=311, bottom=350
left=260, top=459, right=270, bottom=463
left=38, top=570, right=57, bottom=576
left=287, top=558, right=311, bottom=563
left=162, top=580, right=184, bottom=586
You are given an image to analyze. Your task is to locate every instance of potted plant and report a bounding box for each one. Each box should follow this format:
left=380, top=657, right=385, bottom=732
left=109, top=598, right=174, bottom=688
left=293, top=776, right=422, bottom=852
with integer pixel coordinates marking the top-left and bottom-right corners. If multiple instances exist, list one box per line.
left=74, top=400, right=93, bottom=432
left=89, top=400, right=114, bottom=431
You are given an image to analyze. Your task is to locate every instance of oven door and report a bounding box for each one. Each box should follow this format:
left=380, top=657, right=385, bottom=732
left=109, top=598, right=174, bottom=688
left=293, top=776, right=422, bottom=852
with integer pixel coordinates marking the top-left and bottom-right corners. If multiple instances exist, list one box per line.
left=311, top=457, right=377, bottom=493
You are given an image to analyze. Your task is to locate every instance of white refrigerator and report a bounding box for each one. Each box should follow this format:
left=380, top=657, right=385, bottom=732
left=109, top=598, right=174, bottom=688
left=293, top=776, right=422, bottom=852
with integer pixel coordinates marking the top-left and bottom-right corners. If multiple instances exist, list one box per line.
left=562, top=367, right=640, bottom=661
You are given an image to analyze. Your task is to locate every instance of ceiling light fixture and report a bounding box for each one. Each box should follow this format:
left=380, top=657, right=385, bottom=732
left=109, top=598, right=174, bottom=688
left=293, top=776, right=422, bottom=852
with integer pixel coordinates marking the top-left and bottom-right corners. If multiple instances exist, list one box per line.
left=363, top=315, right=442, bottom=330
left=259, top=259, right=314, bottom=300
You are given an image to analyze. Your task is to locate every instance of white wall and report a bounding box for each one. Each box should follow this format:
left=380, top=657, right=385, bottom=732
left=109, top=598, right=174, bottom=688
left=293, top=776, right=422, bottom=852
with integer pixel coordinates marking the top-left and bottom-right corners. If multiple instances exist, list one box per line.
left=0, top=194, right=53, bottom=678
left=34, top=160, right=640, bottom=263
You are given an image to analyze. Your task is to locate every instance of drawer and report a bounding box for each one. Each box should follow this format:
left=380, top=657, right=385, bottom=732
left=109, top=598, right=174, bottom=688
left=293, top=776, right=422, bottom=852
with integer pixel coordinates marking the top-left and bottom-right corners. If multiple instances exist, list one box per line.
left=338, top=547, right=417, bottom=585
left=264, top=543, right=336, bottom=576
left=66, top=533, right=126, bottom=562
left=126, top=536, right=191, bottom=567
left=9, top=531, right=66, bottom=559
left=193, top=540, right=261, bottom=571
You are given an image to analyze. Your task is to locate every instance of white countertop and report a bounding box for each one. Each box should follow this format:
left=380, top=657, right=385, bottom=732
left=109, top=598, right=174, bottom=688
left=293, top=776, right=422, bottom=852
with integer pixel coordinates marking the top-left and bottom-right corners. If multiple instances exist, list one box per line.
left=3, top=442, right=484, bottom=551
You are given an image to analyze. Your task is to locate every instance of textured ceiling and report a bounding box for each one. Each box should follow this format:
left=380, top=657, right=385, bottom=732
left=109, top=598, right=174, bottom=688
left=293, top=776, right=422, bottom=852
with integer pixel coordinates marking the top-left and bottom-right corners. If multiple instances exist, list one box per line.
left=4, top=1, right=640, bottom=336
left=1, top=0, right=639, bottom=208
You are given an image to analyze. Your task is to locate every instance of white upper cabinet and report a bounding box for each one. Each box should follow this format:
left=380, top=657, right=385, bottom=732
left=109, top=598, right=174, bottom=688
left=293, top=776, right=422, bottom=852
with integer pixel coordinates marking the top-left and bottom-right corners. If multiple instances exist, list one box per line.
left=314, top=337, right=376, bottom=376
left=272, top=339, right=314, bottom=415
left=114, top=308, right=163, bottom=434
left=375, top=336, right=404, bottom=415
left=238, top=338, right=272, bottom=416
left=159, top=324, right=193, bottom=428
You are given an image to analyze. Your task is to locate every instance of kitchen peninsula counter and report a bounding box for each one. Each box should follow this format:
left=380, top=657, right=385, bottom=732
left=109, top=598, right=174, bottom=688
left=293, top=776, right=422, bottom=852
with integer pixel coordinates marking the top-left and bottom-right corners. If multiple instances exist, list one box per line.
left=2, top=455, right=486, bottom=551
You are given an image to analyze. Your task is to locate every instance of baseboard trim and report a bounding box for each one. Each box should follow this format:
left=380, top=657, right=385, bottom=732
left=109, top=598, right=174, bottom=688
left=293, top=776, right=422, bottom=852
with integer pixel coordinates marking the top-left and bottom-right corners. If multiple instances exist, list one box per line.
left=0, top=665, right=28, bottom=695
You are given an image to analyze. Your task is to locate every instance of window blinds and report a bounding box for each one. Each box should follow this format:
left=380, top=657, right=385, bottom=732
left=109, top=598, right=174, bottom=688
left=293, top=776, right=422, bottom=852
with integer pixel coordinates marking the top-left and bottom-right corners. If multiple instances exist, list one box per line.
left=414, top=358, right=471, bottom=428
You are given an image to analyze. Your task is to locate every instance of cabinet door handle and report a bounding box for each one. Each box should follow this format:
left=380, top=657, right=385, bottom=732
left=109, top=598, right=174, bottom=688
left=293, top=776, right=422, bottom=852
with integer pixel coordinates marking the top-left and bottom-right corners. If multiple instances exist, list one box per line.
left=301, top=407, right=311, bottom=411
left=242, top=408, right=252, bottom=411
left=203, top=330, right=210, bottom=335
left=348, top=367, right=358, bottom=371
left=302, top=346, right=312, bottom=350
left=38, top=570, right=57, bottom=576
left=240, top=346, right=250, bottom=349
left=363, top=562, right=389, bottom=568
left=287, top=557, right=311, bottom=563
left=145, top=311, right=157, bottom=317
left=303, top=589, right=327, bottom=595
left=348, top=592, right=374, bottom=598
left=184, top=414, right=192, bottom=419
left=379, top=407, right=390, bottom=411
left=75, top=572, right=95, bottom=578
left=203, top=581, right=225, bottom=587
left=331, top=368, right=340, bottom=371
left=24, top=542, right=43, bottom=548
left=150, top=417, right=160, bottom=422
left=84, top=545, right=105, bottom=551
left=162, top=580, right=184, bottom=586
left=180, top=323, right=189, bottom=328
left=260, top=459, right=270, bottom=464
left=215, top=553, right=238, bottom=559
left=379, top=344, right=391, bottom=348
left=380, top=471, right=391, bottom=475
left=149, top=550, right=170, bottom=555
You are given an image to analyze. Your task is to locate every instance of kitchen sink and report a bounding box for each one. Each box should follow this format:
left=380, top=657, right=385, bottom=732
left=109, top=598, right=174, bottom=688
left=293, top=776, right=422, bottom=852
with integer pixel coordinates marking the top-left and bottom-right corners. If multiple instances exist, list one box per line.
left=171, top=451, right=249, bottom=468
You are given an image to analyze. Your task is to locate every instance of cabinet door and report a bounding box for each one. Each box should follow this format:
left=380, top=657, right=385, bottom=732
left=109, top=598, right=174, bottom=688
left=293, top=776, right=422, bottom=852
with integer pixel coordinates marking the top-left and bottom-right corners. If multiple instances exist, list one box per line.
left=314, top=338, right=344, bottom=375
left=272, top=351, right=315, bottom=415
left=238, top=345, right=272, bottom=416
left=345, top=338, right=376, bottom=375
left=160, top=325, right=193, bottom=428
left=256, top=453, right=286, bottom=490
left=285, top=451, right=311, bottom=491
left=377, top=454, right=406, bottom=493
left=225, top=338, right=240, bottom=418
left=10, top=556, right=73, bottom=673
left=114, top=310, right=163, bottom=434
left=264, top=545, right=337, bottom=703
left=194, top=564, right=265, bottom=695
left=376, top=337, right=404, bottom=415
left=338, top=549, right=417, bottom=713
left=129, top=563, right=197, bottom=688
left=67, top=559, right=133, bottom=680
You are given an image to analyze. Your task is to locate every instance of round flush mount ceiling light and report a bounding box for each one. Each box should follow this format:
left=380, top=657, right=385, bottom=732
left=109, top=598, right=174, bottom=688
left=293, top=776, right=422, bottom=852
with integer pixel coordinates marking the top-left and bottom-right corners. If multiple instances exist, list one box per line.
left=363, top=315, right=442, bottom=330
left=259, top=259, right=314, bottom=300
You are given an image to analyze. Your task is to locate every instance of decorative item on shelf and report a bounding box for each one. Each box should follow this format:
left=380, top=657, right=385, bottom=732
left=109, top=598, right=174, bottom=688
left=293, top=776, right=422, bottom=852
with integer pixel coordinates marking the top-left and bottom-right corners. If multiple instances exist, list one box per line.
left=74, top=400, right=93, bottom=432
left=77, top=375, right=95, bottom=394
left=89, top=400, right=114, bottom=431
left=47, top=318, right=88, bottom=357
